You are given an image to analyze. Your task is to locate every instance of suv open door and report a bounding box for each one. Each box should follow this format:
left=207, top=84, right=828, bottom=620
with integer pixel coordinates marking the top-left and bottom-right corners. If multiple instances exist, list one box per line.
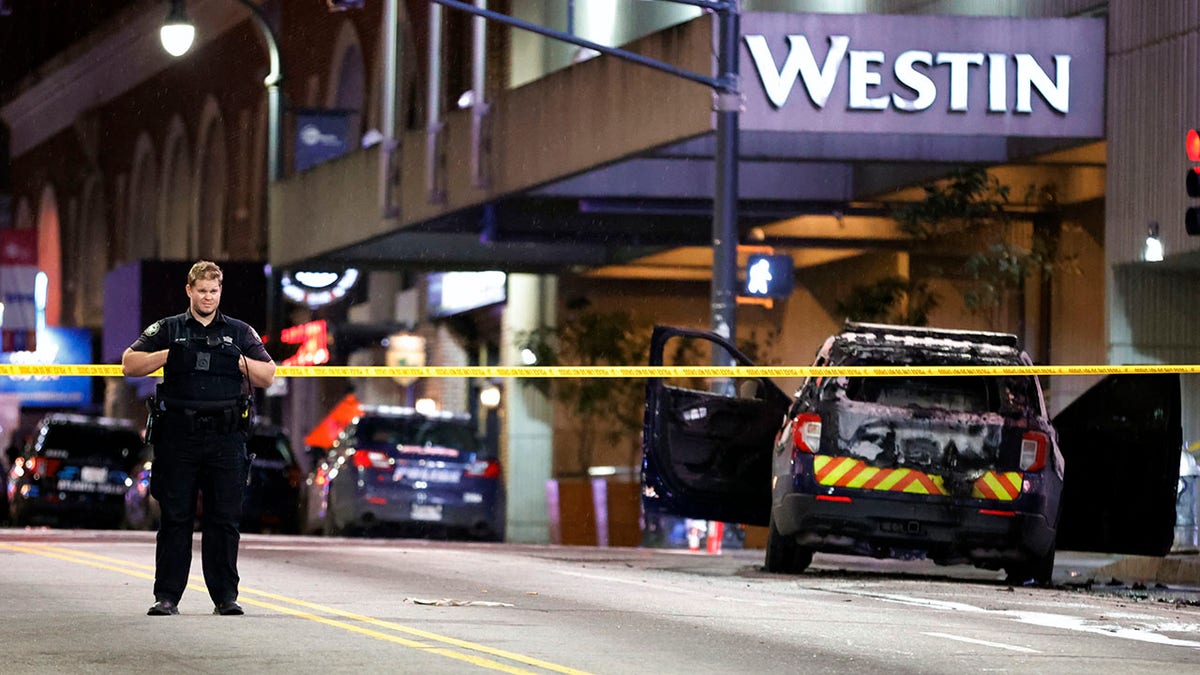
left=641, top=326, right=790, bottom=526
left=1053, top=373, right=1182, bottom=556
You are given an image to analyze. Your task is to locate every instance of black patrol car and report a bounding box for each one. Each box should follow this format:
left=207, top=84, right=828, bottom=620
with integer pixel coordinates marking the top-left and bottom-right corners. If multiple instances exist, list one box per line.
left=7, top=413, right=143, bottom=529
left=642, top=322, right=1183, bottom=584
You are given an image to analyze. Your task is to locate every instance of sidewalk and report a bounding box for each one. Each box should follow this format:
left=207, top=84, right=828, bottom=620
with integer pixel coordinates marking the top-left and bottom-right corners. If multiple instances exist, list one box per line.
left=1089, top=550, right=1200, bottom=586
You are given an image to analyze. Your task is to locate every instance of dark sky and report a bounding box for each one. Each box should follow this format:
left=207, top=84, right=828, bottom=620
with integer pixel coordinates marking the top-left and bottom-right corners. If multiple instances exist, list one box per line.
left=0, top=0, right=140, bottom=99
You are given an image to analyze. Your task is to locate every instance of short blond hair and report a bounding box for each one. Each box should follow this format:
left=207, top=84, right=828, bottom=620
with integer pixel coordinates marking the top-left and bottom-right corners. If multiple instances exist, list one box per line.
left=187, top=260, right=223, bottom=287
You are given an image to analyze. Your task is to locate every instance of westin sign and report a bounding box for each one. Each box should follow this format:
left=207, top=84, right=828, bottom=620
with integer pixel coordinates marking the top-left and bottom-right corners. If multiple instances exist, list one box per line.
left=739, top=14, right=1105, bottom=138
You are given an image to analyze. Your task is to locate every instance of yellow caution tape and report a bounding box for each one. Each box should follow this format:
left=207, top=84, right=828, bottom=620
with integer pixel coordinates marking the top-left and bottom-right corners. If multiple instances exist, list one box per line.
left=1, top=364, right=1199, bottom=378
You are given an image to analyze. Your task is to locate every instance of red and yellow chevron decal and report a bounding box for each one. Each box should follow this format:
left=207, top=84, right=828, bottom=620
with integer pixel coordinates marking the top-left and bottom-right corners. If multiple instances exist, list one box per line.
left=812, top=456, right=1023, bottom=501
left=813, top=455, right=948, bottom=495
left=971, top=471, right=1022, bottom=500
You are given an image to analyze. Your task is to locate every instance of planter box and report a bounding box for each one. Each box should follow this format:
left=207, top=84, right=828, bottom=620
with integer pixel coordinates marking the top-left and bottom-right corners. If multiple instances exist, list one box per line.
left=546, top=477, right=642, bottom=546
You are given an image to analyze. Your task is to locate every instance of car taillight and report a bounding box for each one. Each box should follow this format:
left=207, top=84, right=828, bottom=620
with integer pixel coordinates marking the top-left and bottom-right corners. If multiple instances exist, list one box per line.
left=314, top=466, right=329, bottom=487
left=29, top=457, right=62, bottom=477
left=465, top=460, right=500, bottom=479
left=352, top=449, right=392, bottom=470
left=1019, top=431, right=1048, bottom=472
left=792, top=413, right=822, bottom=454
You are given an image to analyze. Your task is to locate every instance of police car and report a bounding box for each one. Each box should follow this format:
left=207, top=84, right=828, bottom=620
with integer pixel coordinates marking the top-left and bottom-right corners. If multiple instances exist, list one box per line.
left=7, top=414, right=142, bottom=529
left=641, top=323, right=1183, bottom=584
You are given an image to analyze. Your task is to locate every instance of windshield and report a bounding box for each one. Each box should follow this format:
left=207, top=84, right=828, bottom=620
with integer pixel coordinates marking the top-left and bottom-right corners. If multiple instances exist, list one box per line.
left=355, top=417, right=485, bottom=457
left=41, top=424, right=142, bottom=463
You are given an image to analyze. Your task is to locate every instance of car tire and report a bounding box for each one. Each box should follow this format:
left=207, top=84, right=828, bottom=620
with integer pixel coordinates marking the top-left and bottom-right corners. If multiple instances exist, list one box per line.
left=765, top=514, right=813, bottom=574
left=1004, top=545, right=1056, bottom=586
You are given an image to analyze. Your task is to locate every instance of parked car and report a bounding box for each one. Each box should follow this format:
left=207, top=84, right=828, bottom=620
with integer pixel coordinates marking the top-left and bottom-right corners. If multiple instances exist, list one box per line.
left=7, top=413, right=143, bottom=529
left=299, top=405, right=505, bottom=541
left=242, top=423, right=303, bottom=533
left=123, top=422, right=303, bottom=534
left=642, top=323, right=1183, bottom=585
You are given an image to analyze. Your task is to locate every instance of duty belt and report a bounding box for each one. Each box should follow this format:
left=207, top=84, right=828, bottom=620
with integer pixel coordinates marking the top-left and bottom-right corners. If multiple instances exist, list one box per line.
left=162, top=399, right=243, bottom=434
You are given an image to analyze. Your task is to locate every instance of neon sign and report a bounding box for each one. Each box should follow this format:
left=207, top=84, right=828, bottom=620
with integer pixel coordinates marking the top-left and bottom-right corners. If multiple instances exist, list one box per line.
left=281, top=269, right=359, bottom=308
left=280, top=320, right=330, bottom=366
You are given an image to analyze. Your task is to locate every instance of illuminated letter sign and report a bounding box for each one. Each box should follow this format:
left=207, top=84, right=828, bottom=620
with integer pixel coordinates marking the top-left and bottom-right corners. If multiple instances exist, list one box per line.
left=280, top=320, right=330, bottom=366
left=739, top=13, right=1103, bottom=139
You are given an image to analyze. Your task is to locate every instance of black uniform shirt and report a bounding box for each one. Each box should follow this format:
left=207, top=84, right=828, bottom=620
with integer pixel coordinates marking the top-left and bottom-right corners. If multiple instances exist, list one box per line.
left=130, top=310, right=271, bottom=404
left=130, top=309, right=270, bottom=361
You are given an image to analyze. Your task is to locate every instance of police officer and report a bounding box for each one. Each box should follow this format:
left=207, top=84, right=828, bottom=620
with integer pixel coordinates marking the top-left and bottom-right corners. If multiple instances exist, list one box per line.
left=122, top=261, right=276, bottom=616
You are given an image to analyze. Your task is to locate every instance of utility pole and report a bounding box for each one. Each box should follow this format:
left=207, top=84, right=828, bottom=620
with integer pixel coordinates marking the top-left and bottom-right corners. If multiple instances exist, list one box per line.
left=429, top=0, right=742, bottom=352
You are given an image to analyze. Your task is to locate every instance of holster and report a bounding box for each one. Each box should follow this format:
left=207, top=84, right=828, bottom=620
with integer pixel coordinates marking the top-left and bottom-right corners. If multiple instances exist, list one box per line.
left=145, top=396, right=165, bottom=445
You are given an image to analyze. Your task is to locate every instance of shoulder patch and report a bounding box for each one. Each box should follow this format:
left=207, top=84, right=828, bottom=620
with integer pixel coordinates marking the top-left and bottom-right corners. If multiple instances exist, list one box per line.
left=248, top=326, right=261, bottom=342
left=144, top=321, right=161, bottom=336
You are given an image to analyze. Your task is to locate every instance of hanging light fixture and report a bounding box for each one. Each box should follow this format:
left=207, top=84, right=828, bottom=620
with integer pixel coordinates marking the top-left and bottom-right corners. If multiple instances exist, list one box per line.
left=160, top=0, right=196, bottom=57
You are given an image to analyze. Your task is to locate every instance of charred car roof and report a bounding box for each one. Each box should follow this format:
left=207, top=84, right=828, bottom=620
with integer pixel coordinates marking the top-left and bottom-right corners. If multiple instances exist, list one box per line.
left=828, top=321, right=1026, bottom=366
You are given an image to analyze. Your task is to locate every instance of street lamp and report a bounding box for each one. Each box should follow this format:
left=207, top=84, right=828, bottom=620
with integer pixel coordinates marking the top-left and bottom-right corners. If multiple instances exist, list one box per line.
left=159, top=0, right=195, bottom=57
left=160, top=0, right=286, bottom=340
left=159, top=0, right=283, bottom=182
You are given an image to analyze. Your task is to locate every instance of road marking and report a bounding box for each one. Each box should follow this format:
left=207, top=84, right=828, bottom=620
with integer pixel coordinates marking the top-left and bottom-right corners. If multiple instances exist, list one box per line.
left=923, top=632, right=1040, bottom=653
left=829, top=588, right=1200, bottom=650
left=1, top=543, right=594, bottom=675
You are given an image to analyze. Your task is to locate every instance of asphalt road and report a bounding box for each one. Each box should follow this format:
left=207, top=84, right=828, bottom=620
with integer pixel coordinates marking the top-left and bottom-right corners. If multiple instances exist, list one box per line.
left=2, top=529, right=1199, bottom=674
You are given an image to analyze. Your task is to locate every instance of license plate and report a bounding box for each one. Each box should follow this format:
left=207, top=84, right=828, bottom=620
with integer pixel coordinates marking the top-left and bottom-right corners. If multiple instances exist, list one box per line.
left=81, top=466, right=108, bottom=483
left=393, top=466, right=461, bottom=484
left=410, top=504, right=443, bottom=522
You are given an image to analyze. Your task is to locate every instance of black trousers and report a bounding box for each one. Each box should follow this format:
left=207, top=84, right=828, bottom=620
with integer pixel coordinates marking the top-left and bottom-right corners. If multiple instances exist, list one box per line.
left=150, top=415, right=247, bottom=606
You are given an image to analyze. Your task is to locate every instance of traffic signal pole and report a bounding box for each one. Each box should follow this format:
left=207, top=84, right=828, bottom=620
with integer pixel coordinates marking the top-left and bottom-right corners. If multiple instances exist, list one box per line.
left=712, top=6, right=740, bottom=363
left=429, top=0, right=742, bottom=354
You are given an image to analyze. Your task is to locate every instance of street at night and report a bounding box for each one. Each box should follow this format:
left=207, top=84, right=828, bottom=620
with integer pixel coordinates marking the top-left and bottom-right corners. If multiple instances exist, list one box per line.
left=3, top=529, right=1200, bottom=673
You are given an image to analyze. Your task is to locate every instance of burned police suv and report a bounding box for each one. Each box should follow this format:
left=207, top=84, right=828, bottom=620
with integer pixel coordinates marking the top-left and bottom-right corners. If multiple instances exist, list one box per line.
left=642, top=322, right=1182, bottom=585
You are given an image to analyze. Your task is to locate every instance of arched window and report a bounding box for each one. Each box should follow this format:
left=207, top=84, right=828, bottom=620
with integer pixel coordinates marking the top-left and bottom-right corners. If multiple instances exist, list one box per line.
left=327, top=20, right=365, bottom=147
left=36, top=185, right=62, bottom=327
left=128, top=133, right=159, bottom=261
left=77, top=176, right=108, bottom=326
left=194, top=97, right=228, bottom=259
left=13, top=197, right=33, bottom=232
left=160, top=115, right=192, bottom=259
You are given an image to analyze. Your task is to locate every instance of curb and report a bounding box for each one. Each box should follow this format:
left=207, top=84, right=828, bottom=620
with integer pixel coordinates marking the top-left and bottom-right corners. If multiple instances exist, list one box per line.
left=1089, top=554, right=1200, bottom=587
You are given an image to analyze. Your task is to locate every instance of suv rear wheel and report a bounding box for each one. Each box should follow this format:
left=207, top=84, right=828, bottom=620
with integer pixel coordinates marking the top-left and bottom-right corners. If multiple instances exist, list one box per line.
left=1004, top=545, right=1056, bottom=586
left=765, top=514, right=813, bottom=574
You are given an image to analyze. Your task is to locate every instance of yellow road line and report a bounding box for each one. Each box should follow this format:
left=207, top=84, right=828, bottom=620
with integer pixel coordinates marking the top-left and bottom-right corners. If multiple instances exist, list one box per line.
left=0, top=543, right=593, bottom=675
left=2, top=363, right=1200, bottom=378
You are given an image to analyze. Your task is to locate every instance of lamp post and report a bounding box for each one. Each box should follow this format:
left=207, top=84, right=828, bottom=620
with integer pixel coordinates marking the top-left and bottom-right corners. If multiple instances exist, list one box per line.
left=160, top=0, right=284, bottom=340
left=159, top=0, right=283, bottom=182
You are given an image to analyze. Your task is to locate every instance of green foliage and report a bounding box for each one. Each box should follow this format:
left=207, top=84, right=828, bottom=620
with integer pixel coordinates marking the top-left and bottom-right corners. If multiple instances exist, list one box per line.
left=891, top=167, right=1063, bottom=315
left=834, top=276, right=939, bottom=326
left=515, top=298, right=778, bottom=476
left=515, top=298, right=655, bottom=476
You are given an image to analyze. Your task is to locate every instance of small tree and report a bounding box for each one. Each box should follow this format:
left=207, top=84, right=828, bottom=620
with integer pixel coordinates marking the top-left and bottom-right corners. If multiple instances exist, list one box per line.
left=515, top=298, right=653, bottom=477
left=834, top=276, right=939, bottom=326
left=517, top=298, right=777, bottom=476
left=890, top=167, right=1066, bottom=318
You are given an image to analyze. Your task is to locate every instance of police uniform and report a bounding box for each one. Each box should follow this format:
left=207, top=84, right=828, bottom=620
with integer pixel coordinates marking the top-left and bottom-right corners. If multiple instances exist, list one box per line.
left=129, top=309, right=270, bottom=611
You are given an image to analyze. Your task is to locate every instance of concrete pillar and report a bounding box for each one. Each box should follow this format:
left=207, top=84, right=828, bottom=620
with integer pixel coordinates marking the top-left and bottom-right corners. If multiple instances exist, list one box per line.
left=500, top=273, right=555, bottom=543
